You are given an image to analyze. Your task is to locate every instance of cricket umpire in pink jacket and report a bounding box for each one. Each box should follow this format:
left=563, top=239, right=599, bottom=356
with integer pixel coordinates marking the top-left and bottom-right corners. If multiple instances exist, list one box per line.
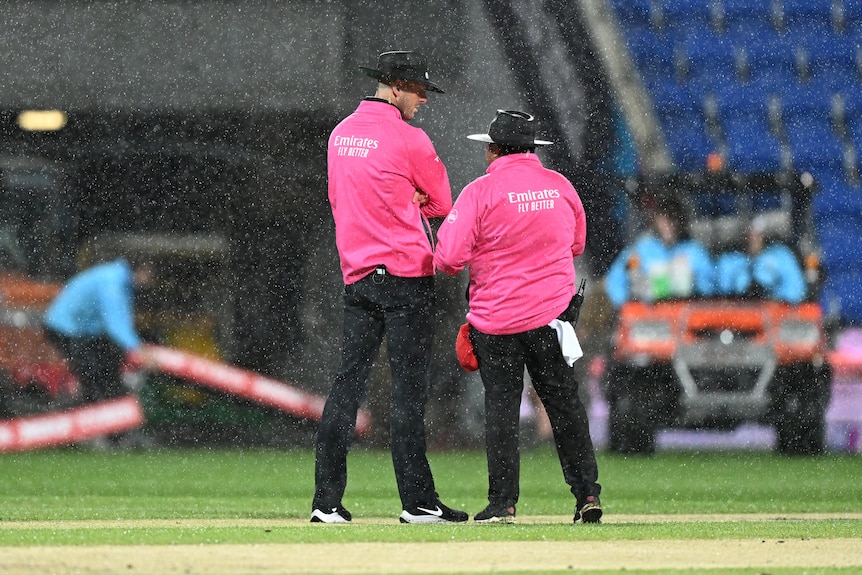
left=434, top=110, right=602, bottom=524
left=311, top=51, right=467, bottom=524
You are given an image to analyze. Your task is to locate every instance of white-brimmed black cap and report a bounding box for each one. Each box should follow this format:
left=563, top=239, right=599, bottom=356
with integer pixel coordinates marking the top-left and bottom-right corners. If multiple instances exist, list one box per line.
left=467, top=110, right=553, bottom=146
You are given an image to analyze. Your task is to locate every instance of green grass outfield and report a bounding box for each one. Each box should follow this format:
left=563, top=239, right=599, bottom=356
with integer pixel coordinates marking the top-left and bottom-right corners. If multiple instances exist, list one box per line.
left=1, top=447, right=861, bottom=574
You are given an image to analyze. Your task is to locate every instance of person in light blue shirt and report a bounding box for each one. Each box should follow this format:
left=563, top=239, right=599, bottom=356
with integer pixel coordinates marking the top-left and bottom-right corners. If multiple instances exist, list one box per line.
left=605, top=194, right=715, bottom=308
left=43, top=259, right=155, bottom=403
left=715, top=217, right=806, bottom=304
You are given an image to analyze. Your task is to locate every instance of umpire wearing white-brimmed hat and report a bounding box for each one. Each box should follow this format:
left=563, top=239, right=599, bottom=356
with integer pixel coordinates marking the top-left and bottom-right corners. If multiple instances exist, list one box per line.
left=312, top=50, right=467, bottom=525
left=435, top=108, right=602, bottom=525
left=467, top=109, right=554, bottom=147
left=359, top=50, right=445, bottom=94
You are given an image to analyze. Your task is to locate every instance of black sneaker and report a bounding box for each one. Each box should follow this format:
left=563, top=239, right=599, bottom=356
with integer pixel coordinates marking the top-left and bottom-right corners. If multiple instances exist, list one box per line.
left=474, top=502, right=516, bottom=524
left=310, top=505, right=352, bottom=523
left=399, top=500, right=468, bottom=524
left=574, top=495, right=602, bottom=524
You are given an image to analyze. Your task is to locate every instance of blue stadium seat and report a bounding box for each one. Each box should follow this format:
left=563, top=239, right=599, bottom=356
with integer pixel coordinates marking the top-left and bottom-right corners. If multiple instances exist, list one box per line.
left=801, top=33, right=860, bottom=87
left=651, top=81, right=702, bottom=118
left=720, top=0, right=779, bottom=30
left=845, top=114, right=862, bottom=160
left=626, top=25, right=678, bottom=77
left=778, top=84, right=838, bottom=124
left=724, top=14, right=785, bottom=45
left=686, top=63, right=740, bottom=95
left=659, top=0, right=716, bottom=31
left=712, top=85, right=776, bottom=125
left=661, top=114, right=715, bottom=171
left=644, top=74, right=682, bottom=95
left=841, top=89, right=862, bottom=124
left=820, top=269, right=862, bottom=324
left=737, top=32, right=800, bottom=85
left=732, top=72, right=787, bottom=97
left=846, top=0, right=862, bottom=24
left=785, top=115, right=846, bottom=173
left=682, top=27, right=735, bottom=64
left=723, top=116, right=783, bottom=172
left=817, top=213, right=862, bottom=272
left=611, top=0, right=654, bottom=26
left=781, top=0, right=836, bottom=31
left=649, top=81, right=715, bottom=172
left=681, top=28, right=740, bottom=92
left=812, top=169, right=862, bottom=217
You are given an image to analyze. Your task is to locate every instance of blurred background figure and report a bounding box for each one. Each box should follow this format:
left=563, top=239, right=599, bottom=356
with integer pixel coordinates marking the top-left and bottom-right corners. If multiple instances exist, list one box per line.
left=715, top=215, right=806, bottom=304
left=42, top=258, right=156, bottom=407
left=605, top=194, right=715, bottom=308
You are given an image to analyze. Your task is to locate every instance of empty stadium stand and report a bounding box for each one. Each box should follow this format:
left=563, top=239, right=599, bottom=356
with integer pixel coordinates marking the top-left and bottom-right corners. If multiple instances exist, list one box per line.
left=609, top=0, right=862, bottom=325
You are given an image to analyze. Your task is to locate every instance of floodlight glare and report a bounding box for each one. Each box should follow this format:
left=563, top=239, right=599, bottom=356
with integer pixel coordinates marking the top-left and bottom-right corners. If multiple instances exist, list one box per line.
left=17, top=110, right=68, bottom=131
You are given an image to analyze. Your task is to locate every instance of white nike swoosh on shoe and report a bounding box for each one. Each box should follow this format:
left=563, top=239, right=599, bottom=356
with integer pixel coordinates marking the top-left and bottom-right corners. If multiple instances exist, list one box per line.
left=311, top=509, right=349, bottom=523
left=415, top=505, right=443, bottom=516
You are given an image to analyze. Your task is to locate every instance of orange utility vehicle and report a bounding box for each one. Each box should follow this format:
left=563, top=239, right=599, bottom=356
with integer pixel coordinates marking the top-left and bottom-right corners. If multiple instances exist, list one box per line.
left=604, top=172, right=832, bottom=455
left=0, top=271, right=77, bottom=418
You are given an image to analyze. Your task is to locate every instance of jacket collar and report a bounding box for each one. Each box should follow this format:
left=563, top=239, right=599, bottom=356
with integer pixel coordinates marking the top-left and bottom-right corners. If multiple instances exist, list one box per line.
left=486, top=152, right=542, bottom=174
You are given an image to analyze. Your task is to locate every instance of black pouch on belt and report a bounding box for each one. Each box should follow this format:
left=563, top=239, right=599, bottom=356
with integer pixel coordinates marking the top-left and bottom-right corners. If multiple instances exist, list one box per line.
left=559, top=279, right=586, bottom=326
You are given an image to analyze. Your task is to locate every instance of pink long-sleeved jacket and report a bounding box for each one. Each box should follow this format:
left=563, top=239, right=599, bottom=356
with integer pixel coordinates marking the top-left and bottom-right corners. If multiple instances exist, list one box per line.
left=434, top=153, right=587, bottom=335
left=328, top=99, right=452, bottom=285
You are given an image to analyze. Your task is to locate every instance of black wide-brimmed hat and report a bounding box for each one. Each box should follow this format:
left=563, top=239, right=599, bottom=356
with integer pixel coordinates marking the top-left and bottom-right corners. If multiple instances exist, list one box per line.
left=467, top=110, right=553, bottom=147
left=359, top=50, right=444, bottom=93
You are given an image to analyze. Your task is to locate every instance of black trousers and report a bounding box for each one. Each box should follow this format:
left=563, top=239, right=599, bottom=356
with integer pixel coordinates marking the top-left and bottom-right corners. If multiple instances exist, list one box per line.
left=470, top=324, right=601, bottom=507
left=43, top=327, right=127, bottom=404
left=313, top=271, right=437, bottom=510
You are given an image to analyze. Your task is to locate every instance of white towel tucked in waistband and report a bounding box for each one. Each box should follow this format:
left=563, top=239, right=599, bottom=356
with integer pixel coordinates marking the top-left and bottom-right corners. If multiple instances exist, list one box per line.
left=548, top=319, right=583, bottom=367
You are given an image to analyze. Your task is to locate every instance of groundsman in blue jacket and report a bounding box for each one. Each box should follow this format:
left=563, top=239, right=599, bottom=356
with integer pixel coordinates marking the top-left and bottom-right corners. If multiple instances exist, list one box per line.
left=714, top=217, right=806, bottom=304
left=605, top=195, right=714, bottom=308
left=43, top=259, right=155, bottom=403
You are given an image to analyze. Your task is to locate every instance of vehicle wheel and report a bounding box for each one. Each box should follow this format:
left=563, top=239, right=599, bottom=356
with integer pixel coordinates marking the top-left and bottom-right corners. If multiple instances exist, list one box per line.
left=774, top=364, right=831, bottom=456
left=606, top=364, right=656, bottom=454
